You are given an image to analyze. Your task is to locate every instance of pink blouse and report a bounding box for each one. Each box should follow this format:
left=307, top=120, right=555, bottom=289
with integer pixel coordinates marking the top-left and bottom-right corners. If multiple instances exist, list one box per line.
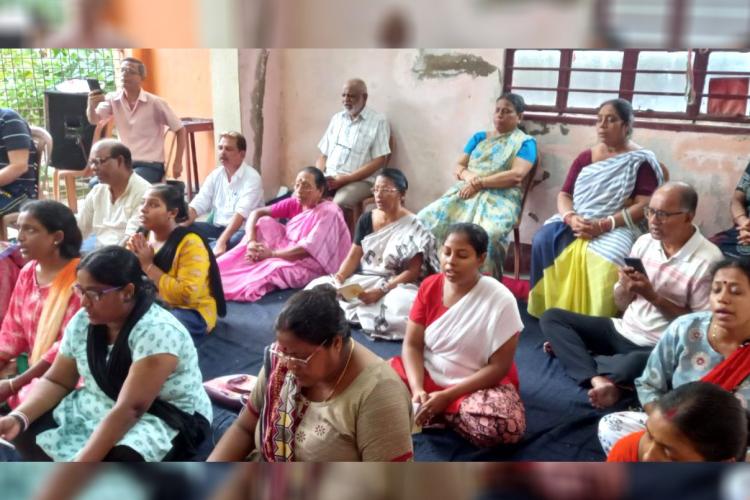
left=0, top=260, right=82, bottom=364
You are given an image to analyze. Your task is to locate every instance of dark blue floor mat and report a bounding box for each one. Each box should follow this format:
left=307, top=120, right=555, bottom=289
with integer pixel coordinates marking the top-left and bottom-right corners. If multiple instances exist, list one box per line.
left=199, top=290, right=620, bottom=461
left=0, top=289, right=617, bottom=462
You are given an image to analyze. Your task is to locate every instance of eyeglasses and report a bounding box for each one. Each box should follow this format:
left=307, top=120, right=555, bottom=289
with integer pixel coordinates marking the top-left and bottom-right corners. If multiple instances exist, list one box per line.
left=72, top=284, right=124, bottom=302
left=294, top=182, right=315, bottom=192
left=120, top=67, right=140, bottom=76
left=268, top=339, right=328, bottom=368
left=643, top=207, right=686, bottom=221
left=371, top=187, right=400, bottom=195
left=88, top=156, right=113, bottom=167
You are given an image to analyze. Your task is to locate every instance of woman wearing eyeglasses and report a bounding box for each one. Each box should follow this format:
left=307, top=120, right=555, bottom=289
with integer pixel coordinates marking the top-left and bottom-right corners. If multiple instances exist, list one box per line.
left=208, top=285, right=413, bottom=462
left=0, top=246, right=212, bottom=461
left=0, top=201, right=82, bottom=410
left=307, top=168, right=439, bottom=340
left=417, top=93, right=537, bottom=278
left=217, top=167, right=350, bottom=302
left=599, top=258, right=750, bottom=456
left=528, top=98, right=664, bottom=318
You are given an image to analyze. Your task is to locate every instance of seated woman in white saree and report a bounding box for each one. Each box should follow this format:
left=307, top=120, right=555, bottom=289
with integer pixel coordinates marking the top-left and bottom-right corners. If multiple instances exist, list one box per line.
left=307, top=169, right=439, bottom=340
left=390, top=223, right=526, bottom=448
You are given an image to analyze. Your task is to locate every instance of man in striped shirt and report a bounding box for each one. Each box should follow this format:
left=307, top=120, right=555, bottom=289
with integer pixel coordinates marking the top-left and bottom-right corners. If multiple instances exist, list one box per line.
left=0, top=108, right=36, bottom=217
left=540, top=182, right=722, bottom=409
left=316, top=78, right=391, bottom=212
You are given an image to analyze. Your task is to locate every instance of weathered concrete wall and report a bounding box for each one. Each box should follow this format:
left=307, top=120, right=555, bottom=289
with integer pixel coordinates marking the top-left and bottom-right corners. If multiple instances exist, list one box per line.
left=274, top=49, right=507, bottom=214
left=235, top=48, right=750, bottom=241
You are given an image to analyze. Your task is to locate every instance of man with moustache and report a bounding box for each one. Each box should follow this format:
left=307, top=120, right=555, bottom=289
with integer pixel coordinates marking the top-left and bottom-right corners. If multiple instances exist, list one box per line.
left=316, top=78, right=391, bottom=213
left=77, top=139, right=151, bottom=250
left=182, top=132, right=263, bottom=256
left=87, top=57, right=186, bottom=183
left=539, top=182, right=722, bottom=409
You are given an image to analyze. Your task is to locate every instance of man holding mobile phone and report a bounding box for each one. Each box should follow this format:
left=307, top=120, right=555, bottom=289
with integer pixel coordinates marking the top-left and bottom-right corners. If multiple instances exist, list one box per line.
left=87, top=57, right=186, bottom=184
left=539, top=182, right=722, bottom=409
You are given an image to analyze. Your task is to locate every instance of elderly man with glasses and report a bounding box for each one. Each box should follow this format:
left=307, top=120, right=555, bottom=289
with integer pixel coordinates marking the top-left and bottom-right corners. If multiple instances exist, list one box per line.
left=77, top=139, right=151, bottom=251
left=86, top=57, right=186, bottom=183
left=539, top=181, right=723, bottom=409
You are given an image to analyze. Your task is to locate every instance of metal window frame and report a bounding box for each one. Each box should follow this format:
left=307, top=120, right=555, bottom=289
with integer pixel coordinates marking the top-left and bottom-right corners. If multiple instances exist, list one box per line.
left=503, top=48, right=750, bottom=134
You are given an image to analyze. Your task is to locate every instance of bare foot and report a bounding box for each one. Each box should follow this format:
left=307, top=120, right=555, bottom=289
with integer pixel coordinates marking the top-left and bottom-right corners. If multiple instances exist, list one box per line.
left=543, top=341, right=555, bottom=357
left=588, top=376, right=621, bottom=409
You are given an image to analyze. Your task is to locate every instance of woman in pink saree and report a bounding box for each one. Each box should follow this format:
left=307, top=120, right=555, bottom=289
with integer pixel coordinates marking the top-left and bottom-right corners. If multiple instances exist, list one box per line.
left=218, top=167, right=350, bottom=302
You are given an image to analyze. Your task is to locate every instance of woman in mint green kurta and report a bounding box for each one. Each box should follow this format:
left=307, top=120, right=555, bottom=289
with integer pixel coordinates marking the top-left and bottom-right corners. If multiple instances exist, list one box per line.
left=0, top=246, right=211, bottom=462
left=417, top=93, right=537, bottom=277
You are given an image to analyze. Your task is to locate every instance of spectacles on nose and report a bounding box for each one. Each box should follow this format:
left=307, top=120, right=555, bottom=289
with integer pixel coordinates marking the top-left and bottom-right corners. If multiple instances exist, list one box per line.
left=120, top=67, right=140, bottom=76
left=89, top=156, right=113, bottom=167
left=72, top=284, right=125, bottom=302
left=371, top=187, right=400, bottom=195
left=268, top=339, right=328, bottom=368
left=643, top=207, right=686, bottom=221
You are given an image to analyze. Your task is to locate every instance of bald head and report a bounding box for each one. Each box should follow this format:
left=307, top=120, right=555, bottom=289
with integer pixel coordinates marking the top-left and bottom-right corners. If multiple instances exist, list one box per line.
left=346, top=78, right=367, bottom=95
left=91, top=139, right=132, bottom=169
left=655, top=181, right=698, bottom=215
left=646, top=180, right=698, bottom=245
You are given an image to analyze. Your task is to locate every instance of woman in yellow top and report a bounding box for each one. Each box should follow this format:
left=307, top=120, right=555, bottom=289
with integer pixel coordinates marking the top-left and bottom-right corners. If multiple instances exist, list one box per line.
left=128, top=184, right=225, bottom=337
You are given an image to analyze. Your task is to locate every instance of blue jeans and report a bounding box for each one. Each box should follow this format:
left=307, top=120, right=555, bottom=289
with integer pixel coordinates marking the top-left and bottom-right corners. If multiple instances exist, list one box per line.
left=170, top=308, right=208, bottom=338
left=189, top=222, right=245, bottom=250
left=133, top=161, right=165, bottom=184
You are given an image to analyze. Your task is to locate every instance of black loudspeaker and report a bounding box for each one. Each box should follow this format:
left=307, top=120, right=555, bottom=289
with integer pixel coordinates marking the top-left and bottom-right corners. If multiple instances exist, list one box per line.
left=44, top=90, right=97, bottom=171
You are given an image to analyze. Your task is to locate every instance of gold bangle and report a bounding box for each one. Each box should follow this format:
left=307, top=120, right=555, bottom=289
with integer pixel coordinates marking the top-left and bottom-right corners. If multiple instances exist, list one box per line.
left=145, top=263, right=154, bottom=274
left=8, top=378, right=16, bottom=394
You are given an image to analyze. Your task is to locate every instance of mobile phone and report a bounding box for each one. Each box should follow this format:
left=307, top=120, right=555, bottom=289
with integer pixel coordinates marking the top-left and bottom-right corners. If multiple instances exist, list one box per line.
left=86, top=78, right=102, bottom=92
left=623, top=257, right=647, bottom=275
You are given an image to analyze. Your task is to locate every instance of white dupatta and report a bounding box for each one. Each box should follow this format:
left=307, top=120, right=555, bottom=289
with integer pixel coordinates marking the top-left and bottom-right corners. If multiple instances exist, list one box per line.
left=423, top=276, right=523, bottom=387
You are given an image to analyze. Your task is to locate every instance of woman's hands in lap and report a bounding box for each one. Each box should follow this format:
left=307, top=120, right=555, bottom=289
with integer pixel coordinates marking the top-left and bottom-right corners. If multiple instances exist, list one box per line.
left=415, top=390, right=453, bottom=426
left=458, top=182, right=480, bottom=199
left=245, top=241, right=273, bottom=262
left=358, top=288, right=385, bottom=305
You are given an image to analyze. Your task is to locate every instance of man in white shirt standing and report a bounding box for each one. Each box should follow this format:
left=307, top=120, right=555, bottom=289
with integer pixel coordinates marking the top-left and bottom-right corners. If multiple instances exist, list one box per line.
left=539, top=182, right=723, bottom=409
left=316, top=78, right=391, bottom=215
left=183, top=131, right=263, bottom=256
left=77, top=139, right=151, bottom=250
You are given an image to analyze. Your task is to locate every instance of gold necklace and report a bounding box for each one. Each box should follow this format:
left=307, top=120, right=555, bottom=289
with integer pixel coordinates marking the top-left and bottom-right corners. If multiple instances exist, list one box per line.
left=711, top=321, right=721, bottom=342
left=325, top=339, right=354, bottom=402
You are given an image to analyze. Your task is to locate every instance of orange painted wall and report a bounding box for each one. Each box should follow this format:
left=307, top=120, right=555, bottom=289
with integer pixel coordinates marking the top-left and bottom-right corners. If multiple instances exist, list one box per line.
left=108, top=0, right=198, bottom=47
left=135, top=49, right=216, bottom=184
